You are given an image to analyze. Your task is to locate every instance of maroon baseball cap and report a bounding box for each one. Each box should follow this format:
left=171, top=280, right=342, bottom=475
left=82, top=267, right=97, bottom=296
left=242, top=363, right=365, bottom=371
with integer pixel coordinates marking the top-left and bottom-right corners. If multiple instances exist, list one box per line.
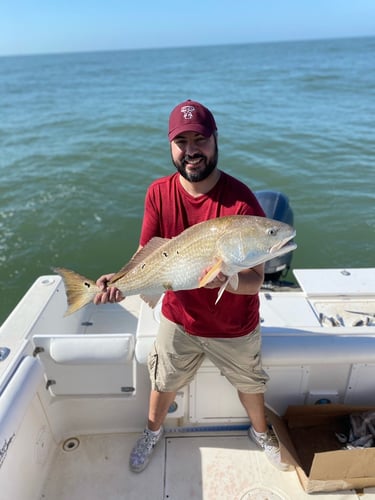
left=168, top=100, right=217, bottom=141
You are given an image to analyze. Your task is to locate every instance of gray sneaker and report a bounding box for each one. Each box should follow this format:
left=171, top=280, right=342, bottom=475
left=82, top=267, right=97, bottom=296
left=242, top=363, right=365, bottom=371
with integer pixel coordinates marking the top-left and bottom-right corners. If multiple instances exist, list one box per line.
left=248, top=426, right=290, bottom=471
left=129, top=427, right=164, bottom=472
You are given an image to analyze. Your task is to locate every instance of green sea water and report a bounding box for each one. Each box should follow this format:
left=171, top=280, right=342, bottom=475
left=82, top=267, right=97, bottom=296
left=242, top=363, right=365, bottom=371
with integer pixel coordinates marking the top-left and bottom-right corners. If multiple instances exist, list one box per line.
left=1, top=36, right=374, bottom=324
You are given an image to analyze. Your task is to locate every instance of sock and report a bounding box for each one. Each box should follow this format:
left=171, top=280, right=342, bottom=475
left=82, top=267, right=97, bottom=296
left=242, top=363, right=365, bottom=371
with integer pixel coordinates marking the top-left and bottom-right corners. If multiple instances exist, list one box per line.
left=147, top=427, right=162, bottom=437
left=252, top=428, right=268, bottom=437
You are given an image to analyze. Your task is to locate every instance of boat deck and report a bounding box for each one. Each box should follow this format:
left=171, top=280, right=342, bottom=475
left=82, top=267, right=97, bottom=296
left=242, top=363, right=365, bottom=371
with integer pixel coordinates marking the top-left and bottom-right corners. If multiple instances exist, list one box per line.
left=40, top=431, right=375, bottom=500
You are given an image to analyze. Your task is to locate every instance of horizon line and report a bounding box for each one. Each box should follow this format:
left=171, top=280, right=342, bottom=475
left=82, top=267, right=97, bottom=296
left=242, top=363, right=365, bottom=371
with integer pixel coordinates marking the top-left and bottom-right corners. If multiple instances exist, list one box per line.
left=0, top=33, right=373, bottom=59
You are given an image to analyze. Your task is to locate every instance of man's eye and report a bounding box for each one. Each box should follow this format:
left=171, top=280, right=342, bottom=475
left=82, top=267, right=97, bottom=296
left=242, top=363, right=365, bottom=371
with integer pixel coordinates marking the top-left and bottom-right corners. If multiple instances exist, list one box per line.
left=197, top=137, right=208, bottom=145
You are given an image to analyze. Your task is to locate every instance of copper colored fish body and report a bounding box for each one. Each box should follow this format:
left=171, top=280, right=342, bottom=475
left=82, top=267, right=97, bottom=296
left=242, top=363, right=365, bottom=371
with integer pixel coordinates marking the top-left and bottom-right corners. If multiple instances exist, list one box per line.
left=55, top=215, right=296, bottom=315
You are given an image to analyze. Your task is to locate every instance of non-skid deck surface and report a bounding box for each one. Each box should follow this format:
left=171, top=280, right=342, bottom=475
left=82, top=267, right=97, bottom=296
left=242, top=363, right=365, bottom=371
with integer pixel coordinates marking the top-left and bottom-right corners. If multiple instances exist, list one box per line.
left=41, top=432, right=375, bottom=500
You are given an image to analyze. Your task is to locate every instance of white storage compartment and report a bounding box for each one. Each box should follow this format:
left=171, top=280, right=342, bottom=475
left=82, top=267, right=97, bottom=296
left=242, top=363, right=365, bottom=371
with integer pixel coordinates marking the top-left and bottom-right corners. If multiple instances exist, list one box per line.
left=32, top=334, right=136, bottom=397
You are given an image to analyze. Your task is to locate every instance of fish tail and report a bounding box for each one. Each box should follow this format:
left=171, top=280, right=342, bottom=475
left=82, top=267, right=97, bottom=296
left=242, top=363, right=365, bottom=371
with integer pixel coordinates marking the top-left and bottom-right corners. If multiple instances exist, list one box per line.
left=54, top=267, right=98, bottom=316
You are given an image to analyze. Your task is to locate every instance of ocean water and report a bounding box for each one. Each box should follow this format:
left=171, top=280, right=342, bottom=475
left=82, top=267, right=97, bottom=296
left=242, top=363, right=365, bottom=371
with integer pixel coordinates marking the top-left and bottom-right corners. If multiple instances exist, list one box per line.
left=1, top=37, right=374, bottom=324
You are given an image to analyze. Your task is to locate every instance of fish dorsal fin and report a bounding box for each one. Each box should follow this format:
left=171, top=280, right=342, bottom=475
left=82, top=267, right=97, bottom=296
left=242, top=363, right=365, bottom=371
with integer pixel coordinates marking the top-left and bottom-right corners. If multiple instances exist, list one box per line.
left=110, top=237, right=169, bottom=282
left=198, top=258, right=224, bottom=288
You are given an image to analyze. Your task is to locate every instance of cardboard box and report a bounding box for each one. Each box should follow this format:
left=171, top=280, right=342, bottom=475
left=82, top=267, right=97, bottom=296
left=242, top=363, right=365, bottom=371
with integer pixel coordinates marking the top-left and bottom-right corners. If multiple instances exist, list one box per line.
left=267, top=404, right=375, bottom=494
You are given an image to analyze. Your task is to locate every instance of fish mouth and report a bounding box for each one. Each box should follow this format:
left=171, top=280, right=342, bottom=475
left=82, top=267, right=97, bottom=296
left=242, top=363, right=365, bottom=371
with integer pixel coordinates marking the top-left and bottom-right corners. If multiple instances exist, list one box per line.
left=270, top=232, right=297, bottom=256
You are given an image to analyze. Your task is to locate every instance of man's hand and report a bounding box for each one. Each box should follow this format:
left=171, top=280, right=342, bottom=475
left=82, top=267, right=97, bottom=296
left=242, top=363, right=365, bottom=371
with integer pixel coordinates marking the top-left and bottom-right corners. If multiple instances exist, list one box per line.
left=199, top=267, right=228, bottom=289
left=93, top=273, right=125, bottom=304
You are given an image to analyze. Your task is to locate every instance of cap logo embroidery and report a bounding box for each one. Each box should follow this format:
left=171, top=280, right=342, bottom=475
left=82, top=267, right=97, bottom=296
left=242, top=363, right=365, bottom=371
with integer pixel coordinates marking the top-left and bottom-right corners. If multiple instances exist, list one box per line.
left=181, top=105, right=195, bottom=120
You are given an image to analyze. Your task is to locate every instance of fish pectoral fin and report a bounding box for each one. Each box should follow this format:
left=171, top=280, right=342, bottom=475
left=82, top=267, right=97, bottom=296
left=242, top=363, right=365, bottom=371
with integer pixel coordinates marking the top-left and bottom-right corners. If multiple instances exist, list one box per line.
left=198, top=258, right=224, bottom=288
left=215, top=274, right=239, bottom=305
left=228, top=273, right=239, bottom=290
left=140, top=293, right=162, bottom=309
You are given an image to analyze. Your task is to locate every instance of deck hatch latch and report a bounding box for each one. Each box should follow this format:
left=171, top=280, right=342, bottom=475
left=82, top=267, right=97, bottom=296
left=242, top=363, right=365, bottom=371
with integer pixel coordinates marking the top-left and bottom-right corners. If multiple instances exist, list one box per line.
left=46, top=379, right=56, bottom=391
left=121, top=386, right=135, bottom=393
left=33, top=346, right=44, bottom=357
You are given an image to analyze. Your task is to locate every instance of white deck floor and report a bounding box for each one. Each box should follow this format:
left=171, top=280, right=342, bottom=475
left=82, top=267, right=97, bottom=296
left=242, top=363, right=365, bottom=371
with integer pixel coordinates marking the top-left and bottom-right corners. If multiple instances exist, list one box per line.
left=40, top=431, right=375, bottom=500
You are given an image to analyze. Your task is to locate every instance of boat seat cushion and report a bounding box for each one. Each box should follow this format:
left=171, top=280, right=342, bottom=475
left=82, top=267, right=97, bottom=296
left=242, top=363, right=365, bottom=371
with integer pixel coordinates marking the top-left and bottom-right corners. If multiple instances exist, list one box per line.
left=33, top=334, right=134, bottom=365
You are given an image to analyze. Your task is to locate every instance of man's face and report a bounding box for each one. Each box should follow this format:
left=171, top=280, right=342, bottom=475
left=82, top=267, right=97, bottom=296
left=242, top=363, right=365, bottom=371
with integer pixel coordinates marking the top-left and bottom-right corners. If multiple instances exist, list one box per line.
left=170, top=131, right=218, bottom=183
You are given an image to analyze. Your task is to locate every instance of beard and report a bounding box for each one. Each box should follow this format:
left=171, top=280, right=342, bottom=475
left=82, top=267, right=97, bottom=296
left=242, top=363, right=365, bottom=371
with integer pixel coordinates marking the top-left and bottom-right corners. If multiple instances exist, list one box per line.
left=172, top=144, right=219, bottom=183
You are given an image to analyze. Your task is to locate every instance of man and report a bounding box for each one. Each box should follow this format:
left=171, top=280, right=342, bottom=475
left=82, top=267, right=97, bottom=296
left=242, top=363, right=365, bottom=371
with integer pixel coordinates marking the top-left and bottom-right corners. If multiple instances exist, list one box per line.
left=94, top=99, right=289, bottom=472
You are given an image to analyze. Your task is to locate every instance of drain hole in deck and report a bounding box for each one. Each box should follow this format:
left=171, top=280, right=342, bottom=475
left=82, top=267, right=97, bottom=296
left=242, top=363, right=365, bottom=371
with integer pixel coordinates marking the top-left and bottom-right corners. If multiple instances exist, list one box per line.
left=62, top=437, right=80, bottom=452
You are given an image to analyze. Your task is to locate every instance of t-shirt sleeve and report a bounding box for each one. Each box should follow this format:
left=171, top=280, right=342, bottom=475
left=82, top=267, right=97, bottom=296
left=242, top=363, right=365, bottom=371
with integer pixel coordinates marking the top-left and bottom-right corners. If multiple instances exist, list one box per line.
left=139, top=186, right=160, bottom=246
left=237, top=187, right=266, bottom=218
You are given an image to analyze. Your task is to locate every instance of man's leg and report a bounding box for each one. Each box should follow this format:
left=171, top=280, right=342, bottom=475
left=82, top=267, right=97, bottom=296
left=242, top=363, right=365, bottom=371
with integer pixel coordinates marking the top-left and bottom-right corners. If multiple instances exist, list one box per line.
left=239, top=390, right=290, bottom=471
left=129, top=389, right=175, bottom=473
left=238, top=390, right=268, bottom=432
left=147, top=389, right=177, bottom=431
left=130, top=315, right=203, bottom=472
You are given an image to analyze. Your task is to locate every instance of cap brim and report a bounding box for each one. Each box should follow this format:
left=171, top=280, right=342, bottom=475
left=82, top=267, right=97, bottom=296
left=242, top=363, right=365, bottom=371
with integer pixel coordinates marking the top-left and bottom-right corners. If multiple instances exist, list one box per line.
left=168, top=124, right=213, bottom=141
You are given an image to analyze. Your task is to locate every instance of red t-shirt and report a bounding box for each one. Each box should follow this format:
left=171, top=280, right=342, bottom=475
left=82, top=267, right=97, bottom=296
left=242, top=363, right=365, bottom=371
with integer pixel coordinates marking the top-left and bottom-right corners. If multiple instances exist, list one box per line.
left=139, top=171, right=265, bottom=338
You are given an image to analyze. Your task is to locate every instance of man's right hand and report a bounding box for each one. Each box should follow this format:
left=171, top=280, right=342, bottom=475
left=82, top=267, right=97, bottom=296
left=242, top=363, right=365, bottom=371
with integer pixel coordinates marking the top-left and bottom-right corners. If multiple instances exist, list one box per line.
left=93, top=273, right=125, bottom=304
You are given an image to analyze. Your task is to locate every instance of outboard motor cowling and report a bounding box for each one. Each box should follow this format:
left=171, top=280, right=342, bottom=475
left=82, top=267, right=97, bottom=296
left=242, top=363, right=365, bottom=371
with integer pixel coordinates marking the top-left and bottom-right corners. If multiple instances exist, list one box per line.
left=255, top=190, right=295, bottom=281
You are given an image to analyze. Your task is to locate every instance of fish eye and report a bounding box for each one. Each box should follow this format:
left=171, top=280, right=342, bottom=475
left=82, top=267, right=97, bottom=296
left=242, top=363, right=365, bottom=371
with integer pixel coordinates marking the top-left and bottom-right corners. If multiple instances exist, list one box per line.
left=267, top=227, right=278, bottom=236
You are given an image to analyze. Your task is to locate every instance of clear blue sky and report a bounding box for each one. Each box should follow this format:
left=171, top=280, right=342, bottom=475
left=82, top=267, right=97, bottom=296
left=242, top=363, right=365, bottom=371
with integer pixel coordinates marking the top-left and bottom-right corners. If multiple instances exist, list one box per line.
left=1, top=0, right=374, bottom=56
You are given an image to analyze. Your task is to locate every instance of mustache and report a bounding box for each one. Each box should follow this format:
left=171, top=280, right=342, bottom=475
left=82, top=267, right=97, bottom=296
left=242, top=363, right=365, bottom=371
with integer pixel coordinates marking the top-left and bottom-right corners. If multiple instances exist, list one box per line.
left=183, top=154, right=205, bottom=163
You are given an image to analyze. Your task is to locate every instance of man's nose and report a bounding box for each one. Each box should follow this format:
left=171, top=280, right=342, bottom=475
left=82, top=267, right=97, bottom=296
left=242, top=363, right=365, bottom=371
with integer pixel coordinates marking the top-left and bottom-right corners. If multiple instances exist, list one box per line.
left=185, top=141, right=199, bottom=156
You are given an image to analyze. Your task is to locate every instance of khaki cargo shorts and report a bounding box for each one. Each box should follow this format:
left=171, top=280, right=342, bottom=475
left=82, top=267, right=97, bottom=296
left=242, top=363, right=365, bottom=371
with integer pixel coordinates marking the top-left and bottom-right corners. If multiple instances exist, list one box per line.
left=147, top=313, right=269, bottom=394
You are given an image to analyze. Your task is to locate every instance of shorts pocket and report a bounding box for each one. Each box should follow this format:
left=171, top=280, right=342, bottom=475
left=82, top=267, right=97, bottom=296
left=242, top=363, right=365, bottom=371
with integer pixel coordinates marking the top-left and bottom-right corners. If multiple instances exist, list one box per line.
left=147, top=353, right=159, bottom=385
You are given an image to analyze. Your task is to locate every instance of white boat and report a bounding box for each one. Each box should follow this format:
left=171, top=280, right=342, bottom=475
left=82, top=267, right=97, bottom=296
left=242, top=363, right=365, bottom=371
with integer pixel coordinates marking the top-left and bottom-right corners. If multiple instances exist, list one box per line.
left=1, top=193, right=375, bottom=499
left=1, top=268, right=375, bottom=499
